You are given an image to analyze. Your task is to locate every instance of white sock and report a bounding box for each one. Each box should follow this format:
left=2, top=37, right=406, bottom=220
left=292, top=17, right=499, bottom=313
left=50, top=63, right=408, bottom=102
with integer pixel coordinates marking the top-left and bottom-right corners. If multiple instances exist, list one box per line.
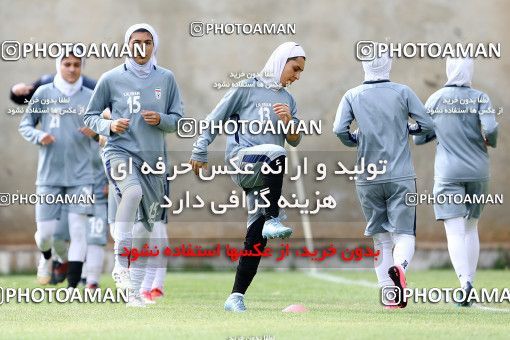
left=465, top=218, right=479, bottom=284
left=113, top=185, right=142, bottom=268
left=444, top=217, right=470, bottom=287
left=391, top=233, right=415, bottom=272
left=373, top=232, right=394, bottom=287
left=142, top=266, right=157, bottom=292
left=53, top=239, right=69, bottom=262
left=114, top=223, right=132, bottom=268
left=130, top=222, right=150, bottom=293
left=141, top=228, right=158, bottom=293
left=35, top=219, right=58, bottom=251
left=68, top=213, right=87, bottom=262
left=86, top=244, right=105, bottom=285
left=153, top=221, right=168, bottom=290
left=153, top=267, right=167, bottom=291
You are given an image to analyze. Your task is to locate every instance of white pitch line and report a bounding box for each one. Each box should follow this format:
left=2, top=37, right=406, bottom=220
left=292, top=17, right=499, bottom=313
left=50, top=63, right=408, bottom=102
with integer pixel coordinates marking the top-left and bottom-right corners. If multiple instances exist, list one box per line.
left=290, top=147, right=316, bottom=274
left=472, top=303, right=510, bottom=313
left=308, top=270, right=510, bottom=313
left=307, top=270, right=378, bottom=288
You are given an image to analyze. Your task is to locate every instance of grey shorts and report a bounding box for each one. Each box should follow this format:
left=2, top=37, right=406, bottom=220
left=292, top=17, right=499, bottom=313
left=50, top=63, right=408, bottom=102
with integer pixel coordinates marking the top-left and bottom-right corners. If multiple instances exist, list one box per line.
left=86, top=203, right=108, bottom=246
left=356, top=179, right=417, bottom=237
left=53, top=206, right=70, bottom=241
left=230, top=143, right=287, bottom=190
left=433, top=180, right=489, bottom=220
left=53, top=203, right=108, bottom=246
left=35, top=185, right=93, bottom=222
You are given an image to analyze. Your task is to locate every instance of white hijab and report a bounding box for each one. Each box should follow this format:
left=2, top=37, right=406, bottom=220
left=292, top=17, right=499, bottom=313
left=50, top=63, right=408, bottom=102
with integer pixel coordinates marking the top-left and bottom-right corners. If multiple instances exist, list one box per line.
left=259, top=42, right=306, bottom=90
left=124, top=23, right=159, bottom=79
left=362, top=44, right=392, bottom=82
left=54, top=49, right=83, bottom=97
left=445, top=57, right=473, bottom=87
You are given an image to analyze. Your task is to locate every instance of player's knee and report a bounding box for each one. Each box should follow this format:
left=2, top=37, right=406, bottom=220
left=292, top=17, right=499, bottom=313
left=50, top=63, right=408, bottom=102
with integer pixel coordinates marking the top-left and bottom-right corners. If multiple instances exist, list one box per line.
left=269, top=145, right=287, bottom=159
left=123, top=184, right=143, bottom=203
left=373, top=232, right=393, bottom=247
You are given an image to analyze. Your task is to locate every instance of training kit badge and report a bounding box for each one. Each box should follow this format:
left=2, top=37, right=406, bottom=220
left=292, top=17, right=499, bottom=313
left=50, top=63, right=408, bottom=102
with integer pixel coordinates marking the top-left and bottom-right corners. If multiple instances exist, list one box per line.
left=155, top=88, right=161, bottom=100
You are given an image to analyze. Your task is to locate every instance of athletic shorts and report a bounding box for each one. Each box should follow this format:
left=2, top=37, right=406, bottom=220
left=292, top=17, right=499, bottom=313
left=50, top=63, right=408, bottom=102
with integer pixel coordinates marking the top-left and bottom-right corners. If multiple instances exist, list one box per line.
left=53, top=203, right=108, bottom=246
left=35, top=185, right=93, bottom=222
left=231, top=144, right=287, bottom=190
left=356, top=179, right=416, bottom=237
left=433, top=180, right=488, bottom=220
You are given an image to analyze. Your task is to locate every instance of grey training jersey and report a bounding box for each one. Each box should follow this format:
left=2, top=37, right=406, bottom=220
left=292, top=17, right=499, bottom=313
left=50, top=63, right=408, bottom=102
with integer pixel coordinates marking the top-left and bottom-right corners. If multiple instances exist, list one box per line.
left=84, top=64, right=183, bottom=167
left=19, top=83, right=94, bottom=186
left=191, top=77, right=302, bottom=163
left=333, top=80, right=434, bottom=185
left=415, top=86, right=498, bottom=182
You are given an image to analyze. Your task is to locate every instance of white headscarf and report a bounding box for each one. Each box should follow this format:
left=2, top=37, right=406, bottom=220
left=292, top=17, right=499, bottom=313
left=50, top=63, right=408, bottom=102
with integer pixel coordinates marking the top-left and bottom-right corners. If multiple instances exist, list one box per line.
left=362, top=46, right=392, bottom=82
left=445, top=57, right=473, bottom=87
left=124, top=23, right=159, bottom=78
left=54, top=47, right=83, bottom=97
left=259, top=42, right=306, bottom=90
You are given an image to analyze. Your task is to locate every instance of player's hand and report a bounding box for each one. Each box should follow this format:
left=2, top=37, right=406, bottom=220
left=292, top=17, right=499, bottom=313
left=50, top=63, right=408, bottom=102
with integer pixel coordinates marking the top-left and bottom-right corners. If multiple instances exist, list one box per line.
left=12, top=83, right=34, bottom=96
left=189, top=159, right=208, bottom=176
left=40, top=133, right=55, bottom=145
left=103, top=184, right=109, bottom=196
left=110, top=118, right=130, bottom=133
left=79, top=126, right=97, bottom=138
left=141, top=110, right=161, bottom=126
left=98, top=135, right=107, bottom=147
left=273, top=103, right=291, bottom=125
left=102, top=108, right=112, bottom=120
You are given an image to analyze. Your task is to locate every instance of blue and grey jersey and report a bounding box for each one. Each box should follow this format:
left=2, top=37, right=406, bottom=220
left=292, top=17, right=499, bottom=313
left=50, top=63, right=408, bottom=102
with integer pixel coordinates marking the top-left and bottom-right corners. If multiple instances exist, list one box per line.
left=91, top=141, right=108, bottom=204
left=84, top=64, right=183, bottom=167
left=18, top=83, right=94, bottom=187
left=414, top=86, right=498, bottom=182
left=333, top=80, right=434, bottom=185
left=191, top=77, right=302, bottom=163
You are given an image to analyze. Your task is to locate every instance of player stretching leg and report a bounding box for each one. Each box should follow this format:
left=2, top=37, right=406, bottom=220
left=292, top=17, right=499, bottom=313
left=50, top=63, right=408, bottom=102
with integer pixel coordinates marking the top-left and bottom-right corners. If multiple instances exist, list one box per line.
left=414, top=58, right=498, bottom=306
left=333, top=50, right=434, bottom=308
left=84, top=23, right=183, bottom=307
left=189, top=42, right=306, bottom=312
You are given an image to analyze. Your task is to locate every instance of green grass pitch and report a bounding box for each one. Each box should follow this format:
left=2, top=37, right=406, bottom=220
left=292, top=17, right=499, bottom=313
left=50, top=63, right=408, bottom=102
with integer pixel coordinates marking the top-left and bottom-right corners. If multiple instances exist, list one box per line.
left=0, top=270, right=509, bottom=339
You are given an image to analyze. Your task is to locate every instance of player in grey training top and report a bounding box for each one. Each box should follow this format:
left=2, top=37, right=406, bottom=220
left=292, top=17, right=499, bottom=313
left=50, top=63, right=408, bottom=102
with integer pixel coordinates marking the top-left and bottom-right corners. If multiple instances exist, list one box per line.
left=333, top=50, right=434, bottom=308
left=19, top=48, right=94, bottom=288
left=190, top=42, right=306, bottom=312
left=84, top=23, right=183, bottom=307
left=414, top=57, right=498, bottom=306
